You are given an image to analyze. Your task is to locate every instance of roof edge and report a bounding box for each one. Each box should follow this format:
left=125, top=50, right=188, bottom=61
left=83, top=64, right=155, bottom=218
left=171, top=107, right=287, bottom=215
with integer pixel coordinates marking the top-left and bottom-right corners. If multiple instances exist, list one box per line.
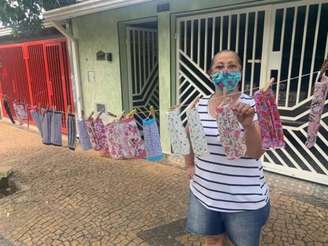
left=43, top=0, right=153, bottom=21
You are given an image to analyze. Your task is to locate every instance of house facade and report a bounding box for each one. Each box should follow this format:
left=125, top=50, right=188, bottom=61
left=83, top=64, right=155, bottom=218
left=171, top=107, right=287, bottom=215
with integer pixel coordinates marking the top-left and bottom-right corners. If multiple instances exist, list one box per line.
left=2, top=0, right=327, bottom=184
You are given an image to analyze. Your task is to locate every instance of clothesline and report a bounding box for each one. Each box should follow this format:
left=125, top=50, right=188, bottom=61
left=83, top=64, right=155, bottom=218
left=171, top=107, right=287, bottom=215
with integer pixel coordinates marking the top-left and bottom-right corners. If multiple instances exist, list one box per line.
left=117, top=70, right=322, bottom=114
left=2, top=97, right=69, bottom=115
left=177, top=70, right=322, bottom=109
left=1, top=70, right=322, bottom=116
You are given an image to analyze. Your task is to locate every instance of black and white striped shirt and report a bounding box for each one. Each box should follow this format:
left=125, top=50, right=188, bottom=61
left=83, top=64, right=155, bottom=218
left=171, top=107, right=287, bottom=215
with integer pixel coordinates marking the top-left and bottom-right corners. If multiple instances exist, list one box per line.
left=190, top=94, right=269, bottom=212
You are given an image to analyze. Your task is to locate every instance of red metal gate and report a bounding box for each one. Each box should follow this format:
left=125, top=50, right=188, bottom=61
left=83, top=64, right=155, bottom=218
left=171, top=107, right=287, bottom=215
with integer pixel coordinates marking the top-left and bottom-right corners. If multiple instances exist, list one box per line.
left=0, top=38, right=74, bottom=133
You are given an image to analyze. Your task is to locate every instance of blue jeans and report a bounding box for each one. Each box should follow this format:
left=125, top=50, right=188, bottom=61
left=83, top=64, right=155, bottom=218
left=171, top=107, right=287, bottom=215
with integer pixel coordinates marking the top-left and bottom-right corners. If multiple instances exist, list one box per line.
left=186, top=192, right=270, bottom=246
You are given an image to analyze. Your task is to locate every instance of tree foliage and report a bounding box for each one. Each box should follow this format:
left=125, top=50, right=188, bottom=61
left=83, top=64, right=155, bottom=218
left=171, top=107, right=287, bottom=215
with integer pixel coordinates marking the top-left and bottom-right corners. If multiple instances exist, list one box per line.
left=0, top=0, right=76, bottom=35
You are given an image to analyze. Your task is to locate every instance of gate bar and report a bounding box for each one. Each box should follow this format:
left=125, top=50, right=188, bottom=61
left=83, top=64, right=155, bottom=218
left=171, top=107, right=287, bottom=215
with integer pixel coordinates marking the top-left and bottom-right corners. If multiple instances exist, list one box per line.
left=211, top=17, right=216, bottom=58
left=22, top=45, right=34, bottom=106
left=204, top=18, right=208, bottom=71
left=227, top=15, right=231, bottom=50
left=285, top=7, right=298, bottom=107
left=58, top=44, right=68, bottom=116
left=276, top=9, right=287, bottom=104
left=192, top=20, right=195, bottom=59
left=236, top=14, right=240, bottom=54
left=42, top=45, right=53, bottom=106
left=242, top=13, right=249, bottom=92
left=219, top=17, right=223, bottom=51
left=308, top=4, right=322, bottom=98
left=197, top=20, right=201, bottom=66
left=296, top=5, right=309, bottom=104
left=250, top=12, right=258, bottom=96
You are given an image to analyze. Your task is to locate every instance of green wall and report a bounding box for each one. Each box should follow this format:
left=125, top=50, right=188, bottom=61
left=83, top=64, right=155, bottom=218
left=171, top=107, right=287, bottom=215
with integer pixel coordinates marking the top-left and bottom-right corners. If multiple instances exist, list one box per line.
left=72, top=0, right=291, bottom=153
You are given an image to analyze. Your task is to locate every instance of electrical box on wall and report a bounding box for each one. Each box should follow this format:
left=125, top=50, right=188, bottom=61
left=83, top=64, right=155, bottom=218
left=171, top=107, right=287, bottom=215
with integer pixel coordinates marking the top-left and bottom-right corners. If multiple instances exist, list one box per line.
left=96, top=103, right=105, bottom=112
left=107, top=53, right=112, bottom=62
left=96, top=50, right=112, bottom=62
left=96, top=51, right=106, bottom=61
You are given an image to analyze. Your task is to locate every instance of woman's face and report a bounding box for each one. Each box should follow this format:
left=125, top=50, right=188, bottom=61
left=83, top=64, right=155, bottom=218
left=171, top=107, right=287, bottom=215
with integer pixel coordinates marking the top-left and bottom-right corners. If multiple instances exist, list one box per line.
left=210, top=52, right=242, bottom=74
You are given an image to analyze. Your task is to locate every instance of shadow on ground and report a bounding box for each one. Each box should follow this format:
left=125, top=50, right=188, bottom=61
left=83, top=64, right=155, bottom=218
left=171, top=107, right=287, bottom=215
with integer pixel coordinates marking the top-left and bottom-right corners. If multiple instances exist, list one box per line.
left=137, top=218, right=186, bottom=246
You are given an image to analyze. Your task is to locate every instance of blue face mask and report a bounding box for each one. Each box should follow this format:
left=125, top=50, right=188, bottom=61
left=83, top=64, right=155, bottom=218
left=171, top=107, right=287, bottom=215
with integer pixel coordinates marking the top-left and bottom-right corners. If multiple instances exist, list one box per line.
left=210, top=71, right=241, bottom=93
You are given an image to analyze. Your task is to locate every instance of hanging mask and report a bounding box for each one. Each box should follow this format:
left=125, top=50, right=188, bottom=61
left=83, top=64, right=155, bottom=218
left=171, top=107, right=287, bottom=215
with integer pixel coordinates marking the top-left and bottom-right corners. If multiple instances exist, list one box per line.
left=211, top=71, right=241, bottom=93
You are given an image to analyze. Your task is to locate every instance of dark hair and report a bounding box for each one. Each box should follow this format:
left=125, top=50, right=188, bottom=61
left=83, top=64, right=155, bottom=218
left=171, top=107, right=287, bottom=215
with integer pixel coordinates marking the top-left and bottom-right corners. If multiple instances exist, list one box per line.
left=209, top=50, right=242, bottom=73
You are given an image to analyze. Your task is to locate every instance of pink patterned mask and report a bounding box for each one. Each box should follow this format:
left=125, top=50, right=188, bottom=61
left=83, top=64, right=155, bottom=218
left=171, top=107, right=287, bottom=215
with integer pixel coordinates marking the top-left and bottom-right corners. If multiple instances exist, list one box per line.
left=254, top=88, right=285, bottom=150
left=306, top=74, right=328, bottom=148
left=216, top=104, right=246, bottom=160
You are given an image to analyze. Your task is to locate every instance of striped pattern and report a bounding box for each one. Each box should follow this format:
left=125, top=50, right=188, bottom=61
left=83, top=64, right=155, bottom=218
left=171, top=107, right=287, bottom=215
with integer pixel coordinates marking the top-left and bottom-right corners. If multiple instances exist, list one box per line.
left=190, top=95, right=269, bottom=212
left=263, top=2, right=328, bottom=185
left=264, top=98, right=328, bottom=178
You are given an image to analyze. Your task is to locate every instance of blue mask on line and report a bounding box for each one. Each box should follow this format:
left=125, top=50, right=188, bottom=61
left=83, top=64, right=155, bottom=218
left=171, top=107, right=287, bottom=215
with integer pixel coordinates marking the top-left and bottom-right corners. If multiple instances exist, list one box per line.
left=210, top=71, right=241, bottom=93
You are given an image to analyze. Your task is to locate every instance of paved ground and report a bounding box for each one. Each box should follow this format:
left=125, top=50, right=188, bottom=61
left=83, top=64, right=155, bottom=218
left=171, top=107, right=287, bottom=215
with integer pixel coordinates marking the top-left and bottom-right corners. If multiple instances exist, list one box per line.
left=0, top=121, right=327, bottom=246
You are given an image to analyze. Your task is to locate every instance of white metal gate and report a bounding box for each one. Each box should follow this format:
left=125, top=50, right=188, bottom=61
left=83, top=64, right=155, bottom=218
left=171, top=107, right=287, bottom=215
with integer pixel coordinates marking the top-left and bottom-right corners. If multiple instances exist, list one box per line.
left=176, top=5, right=268, bottom=125
left=176, top=0, right=328, bottom=185
left=263, top=0, right=328, bottom=185
left=126, top=27, right=159, bottom=130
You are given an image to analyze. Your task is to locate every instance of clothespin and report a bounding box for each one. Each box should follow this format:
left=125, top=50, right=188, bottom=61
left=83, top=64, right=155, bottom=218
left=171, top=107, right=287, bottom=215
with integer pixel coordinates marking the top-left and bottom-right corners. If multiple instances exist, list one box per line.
left=319, top=56, right=328, bottom=78
left=190, top=94, right=203, bottom=109
left=169, top=103, right=181, bottom=111
left=52, top=106, right=64, bottom=114
left=146, top=106, right=155, bottom=120
left=119, top=111, right=126, bottom=120
left=218, top=88, right=229, bottom=108
left=148, top=106, right=155, bottom=119
left=96, top=110, right=104, bottom=120
left=66, top=105, right=71, bottom=122
left=107, top=111, right=117, bottom=118
left=88, top=111, right=95, bottom=120
left=260, top=77, right=275, bottom=93
left=126, top=109, right=136, bottom=118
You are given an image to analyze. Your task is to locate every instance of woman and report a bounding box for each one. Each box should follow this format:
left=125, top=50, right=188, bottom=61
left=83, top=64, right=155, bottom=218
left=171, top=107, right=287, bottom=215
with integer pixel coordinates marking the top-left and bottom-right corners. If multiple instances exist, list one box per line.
left=185, top=50, right=270, bottom=246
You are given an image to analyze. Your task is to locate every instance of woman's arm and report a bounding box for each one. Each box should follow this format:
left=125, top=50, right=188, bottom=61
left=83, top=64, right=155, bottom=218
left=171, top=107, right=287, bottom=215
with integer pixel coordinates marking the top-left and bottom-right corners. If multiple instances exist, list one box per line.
left=185, top=127, right=195, bottom=179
